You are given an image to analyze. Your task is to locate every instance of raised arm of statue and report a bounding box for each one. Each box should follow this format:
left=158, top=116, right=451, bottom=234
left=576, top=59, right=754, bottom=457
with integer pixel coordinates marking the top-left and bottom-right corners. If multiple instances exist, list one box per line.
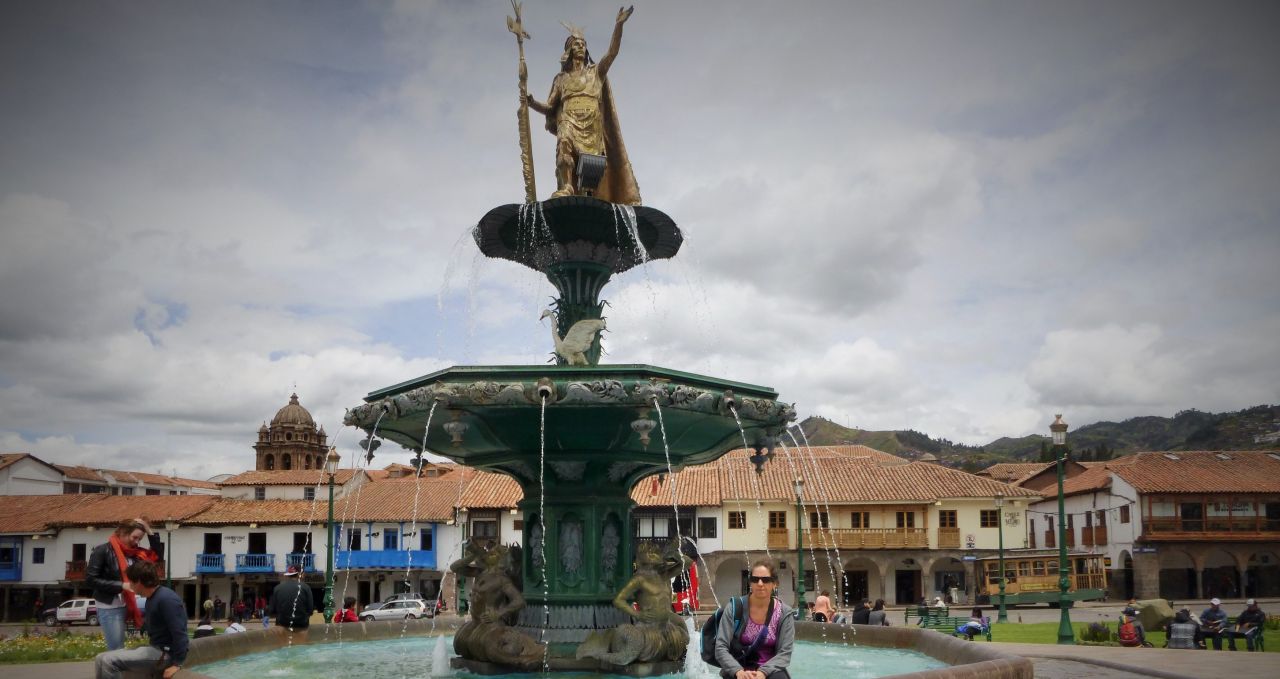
left=597, top=6, right=633, bottom=77
left=611, top=576, right=643, bottom=620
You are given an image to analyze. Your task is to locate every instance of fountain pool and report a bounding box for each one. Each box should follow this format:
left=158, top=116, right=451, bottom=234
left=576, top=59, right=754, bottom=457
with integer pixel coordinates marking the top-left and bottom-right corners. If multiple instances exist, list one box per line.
left=196, top=636, right=944, bottom=679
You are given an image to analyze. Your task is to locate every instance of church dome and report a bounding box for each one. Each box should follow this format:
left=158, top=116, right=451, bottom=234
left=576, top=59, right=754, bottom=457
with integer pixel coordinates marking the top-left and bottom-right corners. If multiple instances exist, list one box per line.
left=272, top=393, right=315, bottom=427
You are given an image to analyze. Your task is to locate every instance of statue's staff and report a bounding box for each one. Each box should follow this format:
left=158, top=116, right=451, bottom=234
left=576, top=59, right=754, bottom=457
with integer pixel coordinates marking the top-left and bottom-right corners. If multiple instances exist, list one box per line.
left=507, top=1, right=537, bottom=203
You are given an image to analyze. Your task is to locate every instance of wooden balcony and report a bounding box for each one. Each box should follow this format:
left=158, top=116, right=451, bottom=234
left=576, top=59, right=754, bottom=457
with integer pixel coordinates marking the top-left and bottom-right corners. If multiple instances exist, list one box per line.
left=937, top=527, right=960, bottom=549
left=798, top=528, right=928, bottom=549
left=1142, top=516, right=1280, bottom=541
left=65, top=560, right=87, bottom=581
left=767, top=528, right=790, bottom=550
left=1081, top=526, right=1108, bottom=547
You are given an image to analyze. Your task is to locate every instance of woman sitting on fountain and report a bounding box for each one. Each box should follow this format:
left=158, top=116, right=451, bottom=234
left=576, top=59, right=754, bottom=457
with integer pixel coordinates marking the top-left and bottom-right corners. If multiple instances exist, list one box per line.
left=576, top=540, right=690, bottom=666
left=714, top=559, right=794, bottom=679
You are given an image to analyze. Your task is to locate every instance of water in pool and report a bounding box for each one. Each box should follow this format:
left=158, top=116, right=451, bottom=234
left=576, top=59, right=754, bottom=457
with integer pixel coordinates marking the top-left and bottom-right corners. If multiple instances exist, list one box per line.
left=197, top=636, right=946, bottom=679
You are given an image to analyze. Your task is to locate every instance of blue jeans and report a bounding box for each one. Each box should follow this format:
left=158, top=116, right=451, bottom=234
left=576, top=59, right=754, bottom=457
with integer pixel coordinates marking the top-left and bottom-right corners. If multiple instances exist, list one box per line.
left=98, top=605, right=127, bottom=651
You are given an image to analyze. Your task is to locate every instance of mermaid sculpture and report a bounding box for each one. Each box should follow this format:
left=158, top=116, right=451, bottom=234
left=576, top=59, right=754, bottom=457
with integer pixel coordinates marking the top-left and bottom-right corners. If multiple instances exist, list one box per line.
left=450, top=542, right=543, bottom=669
left=575, top=540, right=691, bottom=666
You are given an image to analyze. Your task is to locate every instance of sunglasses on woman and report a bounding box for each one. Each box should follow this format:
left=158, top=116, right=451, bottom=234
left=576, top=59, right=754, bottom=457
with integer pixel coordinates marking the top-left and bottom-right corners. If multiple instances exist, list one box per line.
left=748, top=576, right=776, bottom=584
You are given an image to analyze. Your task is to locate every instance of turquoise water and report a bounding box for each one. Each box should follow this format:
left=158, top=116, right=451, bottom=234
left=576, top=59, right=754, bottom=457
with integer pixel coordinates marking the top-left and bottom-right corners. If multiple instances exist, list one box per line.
left=197, top=636, right=946, bottom=678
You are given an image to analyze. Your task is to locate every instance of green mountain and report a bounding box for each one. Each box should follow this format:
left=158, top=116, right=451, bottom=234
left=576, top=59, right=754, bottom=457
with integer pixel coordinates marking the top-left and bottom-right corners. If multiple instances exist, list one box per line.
left=794, top=404, right=1280, bottom=470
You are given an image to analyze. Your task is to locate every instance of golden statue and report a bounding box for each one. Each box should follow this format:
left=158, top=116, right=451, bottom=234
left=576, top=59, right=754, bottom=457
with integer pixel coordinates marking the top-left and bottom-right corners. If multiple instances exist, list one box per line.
left=575, top=540, right=690, bottom=666
left=527, top=6, right=642, bottom=205
left=450, top=542, right=543, bottom=669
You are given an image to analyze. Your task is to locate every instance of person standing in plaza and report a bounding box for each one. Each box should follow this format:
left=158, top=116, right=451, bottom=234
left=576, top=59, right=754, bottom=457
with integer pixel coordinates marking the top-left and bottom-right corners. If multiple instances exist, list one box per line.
left=85, top=518, right=161, bottom=651
left=93, top=560, right=187, bottom=679
left=267, top=565, right=314, bottom=631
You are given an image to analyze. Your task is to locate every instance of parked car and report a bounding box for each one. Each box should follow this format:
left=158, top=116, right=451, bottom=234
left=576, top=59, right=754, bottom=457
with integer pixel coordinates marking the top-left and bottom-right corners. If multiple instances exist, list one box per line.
left=359, top=599, right=432, bottom=621
left=363, top=592, right=426, bottom=612
left=43, top=598, right=98, bottom=626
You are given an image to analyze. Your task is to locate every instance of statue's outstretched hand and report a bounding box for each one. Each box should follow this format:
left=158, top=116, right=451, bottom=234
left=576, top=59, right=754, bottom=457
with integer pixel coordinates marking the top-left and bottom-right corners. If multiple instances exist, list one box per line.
left=617, top=6, right=634, bottom=25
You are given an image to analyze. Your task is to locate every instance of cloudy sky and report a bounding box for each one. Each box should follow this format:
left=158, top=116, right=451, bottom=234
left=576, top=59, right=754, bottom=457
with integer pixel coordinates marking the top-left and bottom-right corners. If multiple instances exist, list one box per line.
left=2, top=1, right=1278, bottom=479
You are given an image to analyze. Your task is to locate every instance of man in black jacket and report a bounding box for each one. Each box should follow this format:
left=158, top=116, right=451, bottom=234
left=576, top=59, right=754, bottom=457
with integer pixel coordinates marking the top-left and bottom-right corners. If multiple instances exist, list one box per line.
left=268, top=565, right=315, bottom=631
left=94, top=560, right=187, bottom=679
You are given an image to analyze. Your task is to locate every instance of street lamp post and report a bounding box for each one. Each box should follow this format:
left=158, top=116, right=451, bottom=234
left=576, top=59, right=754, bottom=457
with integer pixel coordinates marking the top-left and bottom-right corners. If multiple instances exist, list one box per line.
left=793, top=477, right=806, bottom=620
left=1051, top=414, right=1074, bottom=644
left=164, top=521, right=180, bottom=590
left=995, top=493, right=1007, bottom=623
left=323, top=447, right=340, bottom=624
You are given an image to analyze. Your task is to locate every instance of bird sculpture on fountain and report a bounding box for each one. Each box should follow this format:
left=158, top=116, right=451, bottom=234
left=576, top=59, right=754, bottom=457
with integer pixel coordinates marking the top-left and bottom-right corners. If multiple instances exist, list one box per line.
left=539, top=309, right=606, bottom=366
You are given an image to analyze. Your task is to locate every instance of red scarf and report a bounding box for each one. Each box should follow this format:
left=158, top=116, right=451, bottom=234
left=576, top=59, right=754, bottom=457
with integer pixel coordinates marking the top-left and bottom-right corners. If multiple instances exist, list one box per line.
left=109, top=534, right=158, bottom=629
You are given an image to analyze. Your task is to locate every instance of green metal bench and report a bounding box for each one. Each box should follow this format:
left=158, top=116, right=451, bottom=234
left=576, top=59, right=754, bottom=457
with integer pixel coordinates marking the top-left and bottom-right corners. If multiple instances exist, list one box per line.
left=903, top=606, right=949, bottom=625
left=1221, top=616, right=1266, bottom=652
left=920, top=615, right=992, bottom=641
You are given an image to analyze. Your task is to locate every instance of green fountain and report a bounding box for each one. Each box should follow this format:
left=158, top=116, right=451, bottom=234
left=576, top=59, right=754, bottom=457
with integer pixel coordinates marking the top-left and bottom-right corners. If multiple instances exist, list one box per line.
left=344, top=6, right=794, bottom=676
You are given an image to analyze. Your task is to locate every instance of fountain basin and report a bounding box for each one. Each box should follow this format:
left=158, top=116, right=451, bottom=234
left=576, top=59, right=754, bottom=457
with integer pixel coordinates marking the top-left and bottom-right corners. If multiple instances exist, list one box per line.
left=180, top=619, right=1033, bottom=679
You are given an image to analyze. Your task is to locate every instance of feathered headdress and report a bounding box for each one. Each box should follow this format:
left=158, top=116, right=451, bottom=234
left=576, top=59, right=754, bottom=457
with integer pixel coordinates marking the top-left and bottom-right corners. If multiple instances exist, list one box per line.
left=559, top=20, right=593, bottom=67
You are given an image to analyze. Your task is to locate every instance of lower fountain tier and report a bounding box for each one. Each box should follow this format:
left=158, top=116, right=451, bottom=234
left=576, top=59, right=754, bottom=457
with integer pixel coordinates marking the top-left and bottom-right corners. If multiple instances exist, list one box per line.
left=346, top=364, right=797, bottom=478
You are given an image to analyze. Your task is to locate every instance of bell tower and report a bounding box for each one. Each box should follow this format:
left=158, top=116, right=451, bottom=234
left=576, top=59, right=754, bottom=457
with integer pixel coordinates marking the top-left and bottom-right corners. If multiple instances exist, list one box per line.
left=253, top=393, right=328, bottom=471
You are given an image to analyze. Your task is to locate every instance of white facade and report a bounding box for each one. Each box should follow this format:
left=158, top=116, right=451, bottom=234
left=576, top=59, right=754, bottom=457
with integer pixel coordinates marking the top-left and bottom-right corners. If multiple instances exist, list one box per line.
left=0, top=457, right=64, bottom=495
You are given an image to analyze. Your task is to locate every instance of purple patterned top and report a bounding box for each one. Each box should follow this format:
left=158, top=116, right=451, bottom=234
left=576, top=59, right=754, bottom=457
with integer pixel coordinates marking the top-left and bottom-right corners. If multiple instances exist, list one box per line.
left=739, top=600, right=782, bottom=666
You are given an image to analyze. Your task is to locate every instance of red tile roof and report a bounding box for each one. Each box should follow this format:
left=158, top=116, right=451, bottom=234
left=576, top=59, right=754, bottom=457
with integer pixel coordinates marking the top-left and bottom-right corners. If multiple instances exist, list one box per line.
left=981, top=462, right=1053, bottom=483
left=719, top=451, right=1039, bottom=503
left=55, top=464, right=107, bottom=482
left=458, top=471, right=522, bottom=509
left=632, top=465, right=722, bottom=507
left=0, top=495, right=97, bottom=533
left=1105, top=450, right=1280, bottom=494
left=178, top=499, right=322, bottom=526
left=219, top=469, right=365, bottom=486
left=1060, top=464, right=1113, bottom=497
left=48, top=495, right=220, bottom=527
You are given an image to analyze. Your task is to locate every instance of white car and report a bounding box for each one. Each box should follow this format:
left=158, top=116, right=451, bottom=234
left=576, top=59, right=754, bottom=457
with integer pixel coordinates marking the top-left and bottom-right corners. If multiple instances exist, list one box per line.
left=43, top=598, right=98, bottom=626
left=359, top=599, right=431, bottom=621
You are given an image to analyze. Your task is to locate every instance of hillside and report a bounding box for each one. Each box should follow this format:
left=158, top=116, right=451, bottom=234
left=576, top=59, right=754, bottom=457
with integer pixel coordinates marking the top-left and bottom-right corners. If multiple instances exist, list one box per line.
left=794, top=404, right=1280, bottom=471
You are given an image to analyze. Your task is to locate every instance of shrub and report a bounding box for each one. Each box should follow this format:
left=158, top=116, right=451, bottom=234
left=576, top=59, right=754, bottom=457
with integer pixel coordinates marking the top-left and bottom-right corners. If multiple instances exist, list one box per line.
left=1079, top=622, right=1112, bottom=643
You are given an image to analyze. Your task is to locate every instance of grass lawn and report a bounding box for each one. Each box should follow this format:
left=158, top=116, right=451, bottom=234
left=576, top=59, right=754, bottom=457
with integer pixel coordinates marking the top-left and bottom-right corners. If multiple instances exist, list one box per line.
left=988, top=621, right=1276, bottom=652
left=0, top=630, right=150, bottom=664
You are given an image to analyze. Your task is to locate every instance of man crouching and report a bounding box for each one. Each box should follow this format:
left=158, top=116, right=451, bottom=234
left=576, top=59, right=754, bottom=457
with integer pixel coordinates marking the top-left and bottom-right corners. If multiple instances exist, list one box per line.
left=94, top=560, right=187, bottom=679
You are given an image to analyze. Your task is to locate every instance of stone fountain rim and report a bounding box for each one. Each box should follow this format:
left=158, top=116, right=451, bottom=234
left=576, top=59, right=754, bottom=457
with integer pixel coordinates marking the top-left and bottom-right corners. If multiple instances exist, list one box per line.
left=177, top=618, right=1034, bottom=679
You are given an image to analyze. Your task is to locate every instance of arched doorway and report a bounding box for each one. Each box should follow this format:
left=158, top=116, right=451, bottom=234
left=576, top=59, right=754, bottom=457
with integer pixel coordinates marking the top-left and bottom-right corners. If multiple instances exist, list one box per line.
left=893, top=557, right=923, bottom=605
left=1117, top=550, right=1135, bottom=600
left=713, top=557, right=750, bottom=603
left=1158, top=550, right=1197, bottom=599
left=1202, top=549, right=1239, bottom=598
left=931, top=558, right=967, bottom=605
left=1246, top=550, right=1280, bottom=597
left=840, top=557, right=881, bottom=606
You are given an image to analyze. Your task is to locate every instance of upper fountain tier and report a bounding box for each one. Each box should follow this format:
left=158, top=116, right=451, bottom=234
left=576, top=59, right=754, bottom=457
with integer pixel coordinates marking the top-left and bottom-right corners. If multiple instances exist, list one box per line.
left=474, top=196, right=682, bottom=275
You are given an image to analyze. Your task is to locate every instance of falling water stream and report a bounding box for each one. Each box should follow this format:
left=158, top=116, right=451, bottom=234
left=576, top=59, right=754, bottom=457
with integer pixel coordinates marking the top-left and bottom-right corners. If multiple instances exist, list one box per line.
left=399, top=401, right=439, bottom=644
left=538, top=395, right=550, bottom=673
left=787, top=429, right=854, bottom=642
left=728, top=405, right=772, bottom=562
left=649, top=400, right=718, bottom=620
